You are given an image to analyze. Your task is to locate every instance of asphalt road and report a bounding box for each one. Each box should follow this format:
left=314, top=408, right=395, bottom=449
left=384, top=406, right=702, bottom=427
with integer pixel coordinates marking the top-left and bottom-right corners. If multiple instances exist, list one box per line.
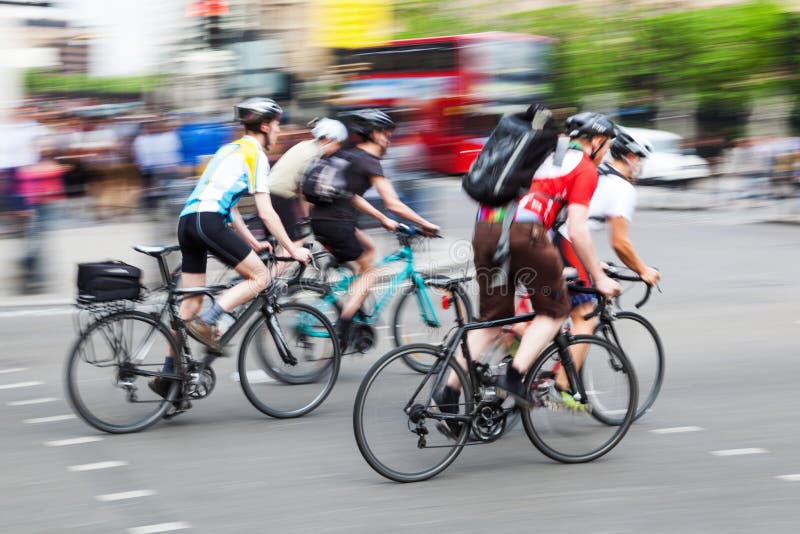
left=1, top=194, right=799, bottom=533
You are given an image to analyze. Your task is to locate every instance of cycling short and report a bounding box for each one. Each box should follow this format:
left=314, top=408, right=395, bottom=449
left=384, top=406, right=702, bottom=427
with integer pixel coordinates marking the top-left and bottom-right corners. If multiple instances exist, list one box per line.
left=552, top=233, right=597, bottom=309
left=270, top=194, right=304, bottom=241
left=473, top=221, right=571, bottom=321
left=178, top=212, right=252, bottom=273
left=310, top=218, right=363, bottom=263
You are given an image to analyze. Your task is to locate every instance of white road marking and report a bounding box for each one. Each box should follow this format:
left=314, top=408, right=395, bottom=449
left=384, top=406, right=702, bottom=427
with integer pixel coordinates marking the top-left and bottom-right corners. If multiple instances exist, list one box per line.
left=0, top=308, right=72, bottom=319
left=651, top=426, right=704, bottom=434
left=128, top=522, right=191, bottom=534
left=68, top=461, right=128, bottom=472
left=45, top=436, right=104, bottom=447
left=710, top=448, right=768, bottom=457
left=7, top=397, right=58, bottom=406
left=96, top=490, right=156, bottom=502
left=795, top=320, right=800, bottom=325
left=0, top=367, right=27, bottom=374
left=24, top=414, right=76, bottom=424
left=0, top=381, right=44, bottom=390
left=777, top=474, right=800, bottom=482
left=230, top=370, right=275, bottom=384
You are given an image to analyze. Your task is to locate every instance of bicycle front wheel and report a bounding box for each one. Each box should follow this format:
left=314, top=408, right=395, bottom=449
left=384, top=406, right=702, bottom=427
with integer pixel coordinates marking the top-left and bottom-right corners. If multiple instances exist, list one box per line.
left=238, top=302, right=340, bottom=418
left=392, top=277, right=473, bottom=374
left=593, top=311, right=664, bottom=421
left=353, top=344, right=473, bottom=482
left=65, top=310, right=179, bottom=434
left=521, top=335, right=637, bottom=463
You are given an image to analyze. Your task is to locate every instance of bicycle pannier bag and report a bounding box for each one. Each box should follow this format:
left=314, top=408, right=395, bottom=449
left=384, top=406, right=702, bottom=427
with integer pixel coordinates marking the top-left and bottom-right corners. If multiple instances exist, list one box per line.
left=301, top=153, right=353, bottom=205
left=77, top=261, right=142, bottom=302
left=462, top=104, right=559, bottom=207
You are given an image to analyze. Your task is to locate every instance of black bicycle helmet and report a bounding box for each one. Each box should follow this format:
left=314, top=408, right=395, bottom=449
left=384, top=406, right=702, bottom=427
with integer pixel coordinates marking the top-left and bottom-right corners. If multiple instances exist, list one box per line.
left=610, top=127, right=652, bottom=159
left=234, top=97, right=282, bottom=126
left=340, top=108, right=395, bottom=139
left=565, top=112, right=616, bottom=139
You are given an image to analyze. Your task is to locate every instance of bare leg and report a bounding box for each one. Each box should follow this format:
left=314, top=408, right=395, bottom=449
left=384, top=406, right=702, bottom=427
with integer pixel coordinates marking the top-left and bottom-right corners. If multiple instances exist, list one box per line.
left=511, top=314, right=565, bottom=374
left=555, top=301, right=596, bottom=390
left=215, top=251, right=271, bottom=312
left=340, top=230, right=377, bottom=320
left=445, top=326, right=502, bottom=389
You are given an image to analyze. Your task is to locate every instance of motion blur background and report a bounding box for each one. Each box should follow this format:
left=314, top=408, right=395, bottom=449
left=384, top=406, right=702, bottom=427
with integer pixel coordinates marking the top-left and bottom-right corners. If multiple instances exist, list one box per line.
left=0, top=0, right=799, bottom=299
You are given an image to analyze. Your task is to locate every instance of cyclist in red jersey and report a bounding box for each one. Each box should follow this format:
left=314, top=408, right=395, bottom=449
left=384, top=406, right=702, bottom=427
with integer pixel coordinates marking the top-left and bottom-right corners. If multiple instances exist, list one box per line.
left=436, top=112, right=622, bottom=414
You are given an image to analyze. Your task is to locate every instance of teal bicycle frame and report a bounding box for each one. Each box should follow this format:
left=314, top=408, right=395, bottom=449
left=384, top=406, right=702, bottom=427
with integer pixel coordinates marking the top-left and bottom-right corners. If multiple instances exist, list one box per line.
left=301, top=240, right=442, bottom=338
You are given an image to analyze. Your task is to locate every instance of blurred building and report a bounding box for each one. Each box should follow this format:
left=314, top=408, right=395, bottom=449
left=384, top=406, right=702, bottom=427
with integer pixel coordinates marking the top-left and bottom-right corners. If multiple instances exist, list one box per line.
left=0, top=1, right=75, bottom=111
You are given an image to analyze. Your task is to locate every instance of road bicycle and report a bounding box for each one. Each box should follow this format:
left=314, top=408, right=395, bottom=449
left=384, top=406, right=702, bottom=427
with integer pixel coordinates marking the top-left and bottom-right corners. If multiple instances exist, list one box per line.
left=490, top=264, right=663, bottom=423
left=65, top=244, right=340, bottom=434
left=352, top=278, right=637, bottom=482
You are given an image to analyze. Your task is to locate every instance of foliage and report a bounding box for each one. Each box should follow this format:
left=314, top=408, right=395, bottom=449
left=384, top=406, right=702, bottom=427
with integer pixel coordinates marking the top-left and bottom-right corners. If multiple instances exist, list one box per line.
left=25, top=70, right=163, bottom=95
left=393, top=0, right=796, bottom=138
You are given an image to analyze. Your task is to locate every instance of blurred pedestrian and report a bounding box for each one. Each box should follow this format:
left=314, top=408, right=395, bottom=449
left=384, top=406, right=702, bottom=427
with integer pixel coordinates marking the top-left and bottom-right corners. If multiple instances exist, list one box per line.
left=15, top=137, right=67, bottom=293
left=133, top=119, right=183, bottom=210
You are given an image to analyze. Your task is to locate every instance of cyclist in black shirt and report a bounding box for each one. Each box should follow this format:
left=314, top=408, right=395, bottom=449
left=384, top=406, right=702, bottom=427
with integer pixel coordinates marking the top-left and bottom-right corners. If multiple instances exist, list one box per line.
left=309, top=109, right=439, bottom=348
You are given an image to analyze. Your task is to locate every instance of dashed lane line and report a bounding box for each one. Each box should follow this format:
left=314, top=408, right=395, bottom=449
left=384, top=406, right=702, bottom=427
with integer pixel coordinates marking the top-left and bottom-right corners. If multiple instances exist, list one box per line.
left=777, top=475, right=800, bottom=482
left=96, top=490, right=156, bottom=502
left=68, top=461, right=128, bottom=472
left=0, top=381, right=44, bottom=390
left=8, top=397, right=58, bottom=406
left=24, top=414, right=77, bottom=424
left=710, top=448, right=768, bottom=457
left=651, top=426, right=704, bottom=434
left=0, top=367, right=28, bottom=374
left=127, top=522, right=192, bottom=534
left=45, top=436, right=104, bottom=447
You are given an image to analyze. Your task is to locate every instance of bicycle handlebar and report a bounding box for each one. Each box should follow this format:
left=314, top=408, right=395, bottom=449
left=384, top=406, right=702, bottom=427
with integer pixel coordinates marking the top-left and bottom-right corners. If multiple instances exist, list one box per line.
left=395, top=222, right=442, bottom=240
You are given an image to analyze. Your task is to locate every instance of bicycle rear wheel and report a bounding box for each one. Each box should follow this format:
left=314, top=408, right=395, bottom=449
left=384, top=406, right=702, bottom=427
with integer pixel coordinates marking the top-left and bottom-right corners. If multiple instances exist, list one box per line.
left=65, top=310, right=179, bottom=434
left=353, top=344, right=473, bottom=482
left=392, top=277, right=473, bottom=374
left=593, top=311, right=664, bottom=422
left=521, top=335, right=637, bottom=463
left=238, top=302, right=340, bottom=418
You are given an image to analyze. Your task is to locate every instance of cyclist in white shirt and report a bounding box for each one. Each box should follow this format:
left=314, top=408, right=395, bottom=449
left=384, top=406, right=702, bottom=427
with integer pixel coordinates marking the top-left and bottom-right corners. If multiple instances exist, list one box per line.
left=550, top=127, right=660, bottom=397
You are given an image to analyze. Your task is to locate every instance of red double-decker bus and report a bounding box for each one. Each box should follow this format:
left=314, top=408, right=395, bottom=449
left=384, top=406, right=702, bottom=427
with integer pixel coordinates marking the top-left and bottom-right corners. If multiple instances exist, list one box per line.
left=332, top=32, right=554, bottom=174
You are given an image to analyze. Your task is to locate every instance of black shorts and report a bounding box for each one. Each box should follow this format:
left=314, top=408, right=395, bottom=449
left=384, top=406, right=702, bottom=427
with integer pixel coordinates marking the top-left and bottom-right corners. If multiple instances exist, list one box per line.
left=270, top=195, right=303, bottom=241
left=178, top=212, right=252, bottom=273
left=310, top=218, right=363, bottom=263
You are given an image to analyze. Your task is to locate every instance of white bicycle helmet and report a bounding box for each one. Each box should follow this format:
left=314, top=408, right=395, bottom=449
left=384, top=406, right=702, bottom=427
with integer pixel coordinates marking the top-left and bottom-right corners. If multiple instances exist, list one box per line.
left=311, top=118, right=348, bottom=142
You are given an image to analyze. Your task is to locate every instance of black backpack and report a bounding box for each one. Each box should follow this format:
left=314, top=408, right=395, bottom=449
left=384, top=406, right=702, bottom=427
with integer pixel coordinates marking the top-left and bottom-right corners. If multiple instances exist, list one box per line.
left=462, top=104, right=559, bottom=206
left=301, top=153, right=353, bottom=206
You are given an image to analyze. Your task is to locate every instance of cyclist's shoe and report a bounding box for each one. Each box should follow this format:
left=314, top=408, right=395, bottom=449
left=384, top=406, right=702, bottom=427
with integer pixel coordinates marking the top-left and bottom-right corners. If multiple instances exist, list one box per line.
left=494, top=365, right=532, bottom=408
left=432, top=385, right=462, bottom=440
left=535, top=381, right=586, bottom=412
left=185, top=317, right=222, bottom=352
left=148, top=377, right=172, bottom=399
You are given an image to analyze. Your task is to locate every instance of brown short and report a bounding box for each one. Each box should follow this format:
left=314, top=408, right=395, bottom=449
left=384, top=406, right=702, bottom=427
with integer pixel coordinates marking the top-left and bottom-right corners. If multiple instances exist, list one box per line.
left=472, top=221, right=571, bottom=321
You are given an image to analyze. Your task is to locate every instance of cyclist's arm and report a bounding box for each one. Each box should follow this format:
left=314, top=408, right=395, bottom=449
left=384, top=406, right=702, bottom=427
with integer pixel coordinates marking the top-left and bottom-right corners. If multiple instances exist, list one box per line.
left=352, top=194, right=395, bottom=229
left=253, top=192, right=296, bottom=253
left=608, top=216, right=646, bottom=274
left=608, top=216, right=660, bottom=285
left=371, top=176, right=437, bottom=231
left=567, top=204, right=618, bottom=296
left=230, top=206, right=262, bottom=250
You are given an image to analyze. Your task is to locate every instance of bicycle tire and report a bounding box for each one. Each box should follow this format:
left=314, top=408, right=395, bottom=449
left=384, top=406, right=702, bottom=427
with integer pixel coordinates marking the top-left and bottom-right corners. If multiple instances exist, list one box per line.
left=65, top=310, right=179, bottom=434
left=521, top=334, right=637, bottom=463
left=592, top=311, right=664, bottom=422
left=238, top=302, right=340, bottom=418
left=353, top=343, right=473, bottom=482
left=392, top=276, right=473, bottom=374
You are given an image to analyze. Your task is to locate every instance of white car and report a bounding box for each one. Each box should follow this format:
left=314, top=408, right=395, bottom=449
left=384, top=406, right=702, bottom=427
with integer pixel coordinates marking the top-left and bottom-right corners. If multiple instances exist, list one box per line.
left=624, top=127, right=711, bottom=184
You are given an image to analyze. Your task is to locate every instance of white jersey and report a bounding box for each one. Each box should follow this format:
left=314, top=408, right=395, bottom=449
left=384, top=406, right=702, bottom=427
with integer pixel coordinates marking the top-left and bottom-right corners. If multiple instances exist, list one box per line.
left=558, top=163, right=637, bottom=239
